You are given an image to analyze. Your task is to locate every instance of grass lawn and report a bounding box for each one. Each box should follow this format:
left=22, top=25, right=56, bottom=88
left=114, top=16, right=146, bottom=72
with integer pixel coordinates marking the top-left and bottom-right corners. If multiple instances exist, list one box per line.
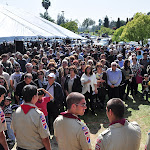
left=81, top=84, right=150, bottom=150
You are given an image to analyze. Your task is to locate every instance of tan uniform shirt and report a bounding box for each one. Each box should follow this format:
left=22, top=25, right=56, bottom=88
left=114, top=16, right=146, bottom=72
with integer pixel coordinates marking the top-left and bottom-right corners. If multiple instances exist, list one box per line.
left=0, top=107, right=7, bottom=132
left=12, top=103, right=50, bottom=150
left=145, top=130, right=150, bottom=150
left=54, top=115, right=91, bottom=150
left=95, top=120, right=141, bottom=150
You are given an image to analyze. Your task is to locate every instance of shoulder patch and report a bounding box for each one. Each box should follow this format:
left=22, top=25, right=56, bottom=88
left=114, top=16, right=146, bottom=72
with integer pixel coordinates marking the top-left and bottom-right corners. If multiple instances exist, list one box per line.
left=40, top=115, right=47, bottom=130
left=95, top=143, right=101, bottom=150
left=0, top=111, right=5, bottom=123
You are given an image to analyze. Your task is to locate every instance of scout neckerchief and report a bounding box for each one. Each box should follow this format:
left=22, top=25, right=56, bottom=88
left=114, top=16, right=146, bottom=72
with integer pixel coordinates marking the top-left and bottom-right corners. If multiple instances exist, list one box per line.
left=21, top=104, right=36, bottom=114
left=60, top=112, right=81, bottom=121
left=109, top=118, right=126, bottom=126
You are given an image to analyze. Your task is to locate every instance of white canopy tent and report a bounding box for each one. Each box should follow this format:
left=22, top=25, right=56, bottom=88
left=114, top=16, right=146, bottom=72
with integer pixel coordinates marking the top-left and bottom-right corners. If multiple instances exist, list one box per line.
left=0, top=5, right=84, bottom=42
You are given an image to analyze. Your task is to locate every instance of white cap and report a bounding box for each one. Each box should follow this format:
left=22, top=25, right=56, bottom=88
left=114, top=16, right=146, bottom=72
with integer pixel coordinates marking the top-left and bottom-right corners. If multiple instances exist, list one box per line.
left=117, top=54, right=123, bottom=58
left=48, top=73, right=56, bottom=78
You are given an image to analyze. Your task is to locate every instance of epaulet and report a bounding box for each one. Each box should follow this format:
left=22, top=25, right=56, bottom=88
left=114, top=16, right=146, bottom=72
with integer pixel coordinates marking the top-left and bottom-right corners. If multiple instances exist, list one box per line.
left=130, top=121, right=139, bottom=126
left=35, top=108, right=43, bottom=115
left=101, top=128, right=110, bottom=136
left=76, top=119, right=84, bottom=126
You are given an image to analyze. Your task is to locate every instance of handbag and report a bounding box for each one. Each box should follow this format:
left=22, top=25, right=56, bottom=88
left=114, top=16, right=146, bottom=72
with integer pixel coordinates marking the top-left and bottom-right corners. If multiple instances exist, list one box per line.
left=136, top=70, right=143, bottom=84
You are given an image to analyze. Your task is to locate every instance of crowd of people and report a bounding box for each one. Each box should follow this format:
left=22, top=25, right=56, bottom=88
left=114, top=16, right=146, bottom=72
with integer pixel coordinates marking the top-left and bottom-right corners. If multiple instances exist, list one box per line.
left=0, top=42, right=150, bottom=150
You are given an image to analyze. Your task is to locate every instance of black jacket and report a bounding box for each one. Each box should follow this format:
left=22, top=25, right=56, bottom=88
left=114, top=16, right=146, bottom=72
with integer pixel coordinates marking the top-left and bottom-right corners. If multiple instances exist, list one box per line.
left=47, top=81, right=64, bottom=106
left=64, top=75, right=82, bottom=93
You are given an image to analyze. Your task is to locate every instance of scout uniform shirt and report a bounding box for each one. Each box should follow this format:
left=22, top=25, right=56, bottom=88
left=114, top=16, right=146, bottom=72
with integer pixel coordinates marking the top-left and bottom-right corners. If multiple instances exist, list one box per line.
left=95, top=119, right=141, bottom=150
left=54, top=112, right=92, bottom=150
left=145, top=130, right=150, bottom=150
left=0, top=107, right=7, bottom=133
left=12, top=103, right=50, bottom=150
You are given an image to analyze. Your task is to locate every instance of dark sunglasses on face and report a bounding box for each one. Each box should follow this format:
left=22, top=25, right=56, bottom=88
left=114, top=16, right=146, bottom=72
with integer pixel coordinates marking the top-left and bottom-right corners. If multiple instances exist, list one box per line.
left=0, top=81, right=4, bottom=84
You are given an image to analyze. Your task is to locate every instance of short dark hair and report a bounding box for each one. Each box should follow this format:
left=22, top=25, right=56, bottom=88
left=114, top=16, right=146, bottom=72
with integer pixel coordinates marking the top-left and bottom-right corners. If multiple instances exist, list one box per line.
left=107, top=98, right=125, bottom=119
left=22, top=85, right=37, bottom=102
left=0, top=85, right=7, bottom=97
left=66, top=92, right=85, bottom=109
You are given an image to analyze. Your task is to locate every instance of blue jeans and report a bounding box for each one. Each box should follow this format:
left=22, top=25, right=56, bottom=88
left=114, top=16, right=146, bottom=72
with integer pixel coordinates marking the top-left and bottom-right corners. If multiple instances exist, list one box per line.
left=7, top=122, right=15, bottom=141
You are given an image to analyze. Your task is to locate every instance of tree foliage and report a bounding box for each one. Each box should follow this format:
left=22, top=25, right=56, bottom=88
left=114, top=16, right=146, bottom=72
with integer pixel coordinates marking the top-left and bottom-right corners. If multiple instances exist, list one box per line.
left=40, top=12, right=55, bottom=23
left=109, top=20, right=117, bottom=29
left=121, top=12, right=150, bottom=45
left=112, top=26, right=125, bottom=42
left=60, top=21, right=78, bottom=32
left=98, top=26, right=114, bottom=35
left=116, top=18, right=120, bottom=29
left=57, top=14, right=65, bottom=25
left=42, top=0, right=51, bottom=10
left=82, top=18, right=95, bottom=29
left=103, top=16, right=109, bottom=28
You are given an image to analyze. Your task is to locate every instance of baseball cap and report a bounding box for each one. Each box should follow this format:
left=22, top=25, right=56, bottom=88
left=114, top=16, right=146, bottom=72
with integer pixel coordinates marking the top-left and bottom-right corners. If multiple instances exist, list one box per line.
left=48, top=73, right=56, bottom=78
left=117, top=54, right=123, bottom=58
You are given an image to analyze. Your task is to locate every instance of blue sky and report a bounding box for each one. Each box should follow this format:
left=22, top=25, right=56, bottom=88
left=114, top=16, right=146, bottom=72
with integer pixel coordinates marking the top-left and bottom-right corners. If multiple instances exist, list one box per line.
left=1, top=0, right=150, bottom=26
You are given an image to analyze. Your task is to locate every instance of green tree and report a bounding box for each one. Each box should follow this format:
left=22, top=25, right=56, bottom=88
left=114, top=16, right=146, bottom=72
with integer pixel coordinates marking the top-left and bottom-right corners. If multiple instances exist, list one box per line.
left=103, top=16, right=109, bottom=28
left=121, top=12, right=150, bottom=45
left=109, top=20, right=117, bottom=29
left=82, top=18, right=95, bottom=29
left=116, top=18, right=121, bottom=28
left=112, top=26, right=125, bottom=42
left=42, top=0, right=51, bottom=10
left=57, top=13, right=65, bottom=25
left=126, top=18, right=129, bottom=24
left=120, top=20, right=126, bottom=26
left=147, top=12, right=150, bottom=15
left=99, top=26, right=114, bottom=35
left=40, top=12, right=55, bottom=23
left=60, top=21, right=78, bottom=32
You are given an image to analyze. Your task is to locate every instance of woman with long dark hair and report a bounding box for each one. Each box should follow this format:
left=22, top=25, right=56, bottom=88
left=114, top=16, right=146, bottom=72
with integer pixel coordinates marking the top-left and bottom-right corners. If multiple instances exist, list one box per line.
left=95, top=62, right=107, bottom=109
left=121, top=59, right=132, bottom=99
left=81, top=65, right=97, bottom=114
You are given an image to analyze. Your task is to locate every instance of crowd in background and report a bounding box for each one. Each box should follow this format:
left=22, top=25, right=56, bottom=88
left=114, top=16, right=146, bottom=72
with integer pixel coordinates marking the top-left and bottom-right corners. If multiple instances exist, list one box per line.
left=0, top=42, right=150, bottom=146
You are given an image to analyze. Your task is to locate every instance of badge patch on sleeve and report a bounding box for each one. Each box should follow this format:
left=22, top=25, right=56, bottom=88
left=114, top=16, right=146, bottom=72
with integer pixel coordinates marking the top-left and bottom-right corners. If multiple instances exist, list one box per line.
left=82, top=126, right=88, bottom=131
left=40, top=115, right=47, bottom=130
left=95, top=144, right=101, bottom=150
left=0, top=111, right=5, bottom=123
left=86, top=136, right=90, bottom=143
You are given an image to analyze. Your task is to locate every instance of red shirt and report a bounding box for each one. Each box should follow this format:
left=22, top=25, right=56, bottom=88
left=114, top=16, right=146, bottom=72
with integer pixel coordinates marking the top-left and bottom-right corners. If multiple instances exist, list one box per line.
left=35, top=97, right=50, bottom=116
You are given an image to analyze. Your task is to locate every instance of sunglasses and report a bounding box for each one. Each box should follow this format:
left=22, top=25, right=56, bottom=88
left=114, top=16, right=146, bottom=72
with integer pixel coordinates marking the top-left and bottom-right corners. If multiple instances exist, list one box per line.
left=0, top=81, right=4, bottom=84
left=81, top=63, right=85, bottom=65
left=38, top=73, right=43, bottom=75
left=97, top=66, right=102, bottom=68
left=49, top=64, right=54, bottom=67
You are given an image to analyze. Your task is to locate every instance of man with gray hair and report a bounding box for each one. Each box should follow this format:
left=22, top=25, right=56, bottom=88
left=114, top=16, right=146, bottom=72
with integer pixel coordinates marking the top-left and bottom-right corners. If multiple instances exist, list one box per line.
left=107, top=62, right=122, bottom=99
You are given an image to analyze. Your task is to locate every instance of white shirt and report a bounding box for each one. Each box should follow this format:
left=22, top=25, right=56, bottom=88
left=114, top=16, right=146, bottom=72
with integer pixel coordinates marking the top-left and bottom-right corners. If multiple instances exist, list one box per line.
left=81, top=73, right=97, bottom=94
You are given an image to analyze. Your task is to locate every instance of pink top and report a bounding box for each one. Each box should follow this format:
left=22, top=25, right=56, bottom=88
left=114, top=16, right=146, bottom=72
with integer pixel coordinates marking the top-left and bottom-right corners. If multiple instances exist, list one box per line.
left=35, top=97, right=50, bottom=116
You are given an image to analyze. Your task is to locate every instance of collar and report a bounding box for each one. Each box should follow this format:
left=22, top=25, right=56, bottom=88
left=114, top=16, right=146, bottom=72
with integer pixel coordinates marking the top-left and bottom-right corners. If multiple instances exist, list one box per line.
left=60, top=112, right=81, bottom=121
left=109, top=118, right=126, bottom=126
left=68, top=74, right=77, bottom=79
left=21, top=103, right=36, bottom=114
